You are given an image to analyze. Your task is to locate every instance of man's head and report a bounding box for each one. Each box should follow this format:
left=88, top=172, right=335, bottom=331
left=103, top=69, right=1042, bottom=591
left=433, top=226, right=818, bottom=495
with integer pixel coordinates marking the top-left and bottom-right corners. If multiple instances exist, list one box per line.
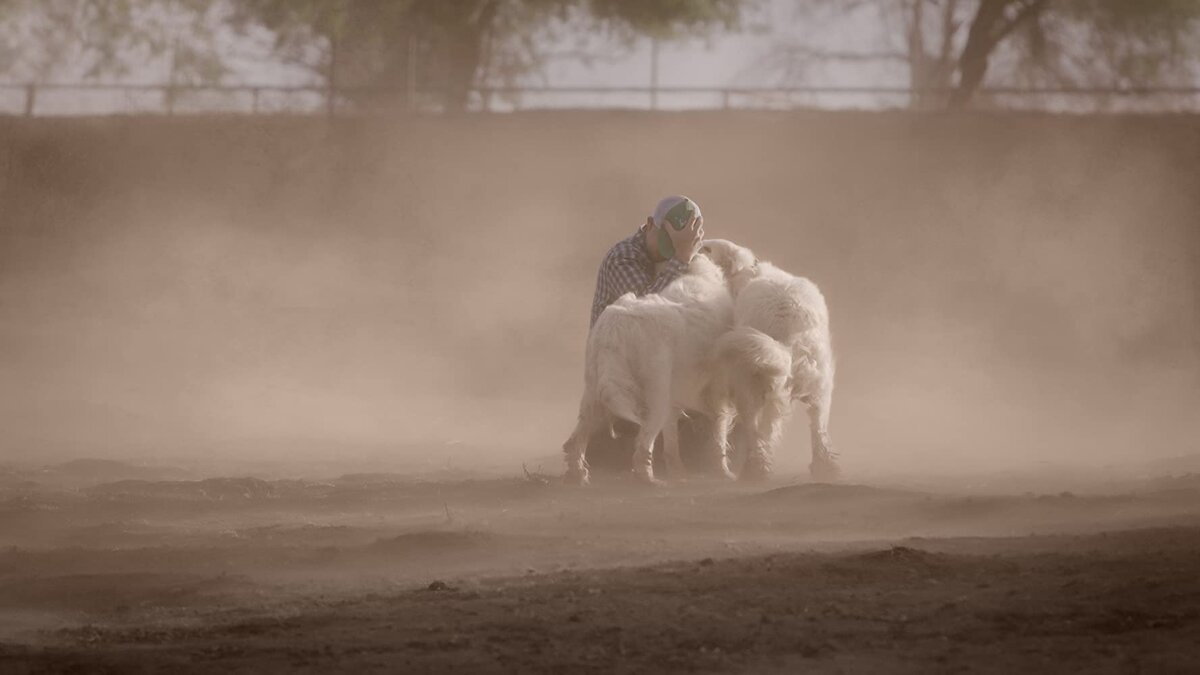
left=643, top=195, right=703, bottom=261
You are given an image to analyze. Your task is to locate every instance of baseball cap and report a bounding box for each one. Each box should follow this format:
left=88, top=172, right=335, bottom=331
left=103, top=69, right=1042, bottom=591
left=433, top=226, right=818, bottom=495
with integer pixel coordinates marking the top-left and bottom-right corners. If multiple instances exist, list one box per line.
left=652, top=195, right=701, bottom=231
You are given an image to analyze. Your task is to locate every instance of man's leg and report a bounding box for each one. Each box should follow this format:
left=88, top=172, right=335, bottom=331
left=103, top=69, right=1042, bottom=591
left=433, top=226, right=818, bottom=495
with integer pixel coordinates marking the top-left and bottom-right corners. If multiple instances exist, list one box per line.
left=661, top=412, right=687, bottom=479
left=678, top=412, right=726, bottom=476
left=583, top=421, right=635, bottom=475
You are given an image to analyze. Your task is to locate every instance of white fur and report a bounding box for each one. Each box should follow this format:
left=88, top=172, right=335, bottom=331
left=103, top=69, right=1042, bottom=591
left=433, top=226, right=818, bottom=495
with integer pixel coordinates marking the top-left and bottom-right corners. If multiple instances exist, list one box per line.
left=702, top=239, right=839, bottom=482
left=562, top=255, right=734, bottom=485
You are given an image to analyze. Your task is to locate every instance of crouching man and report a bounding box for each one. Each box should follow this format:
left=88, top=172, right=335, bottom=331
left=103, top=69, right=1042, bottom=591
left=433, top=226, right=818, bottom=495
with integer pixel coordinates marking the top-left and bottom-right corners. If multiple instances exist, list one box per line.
left=573, top=195, right=721, bottom=480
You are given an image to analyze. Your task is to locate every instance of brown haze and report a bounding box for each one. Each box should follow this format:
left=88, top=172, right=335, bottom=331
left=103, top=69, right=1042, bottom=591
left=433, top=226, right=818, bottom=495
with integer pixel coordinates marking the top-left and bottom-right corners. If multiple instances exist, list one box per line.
left=2, top=112, right=1197, bottom=479
left=3, top=113, right=1200, bottom=671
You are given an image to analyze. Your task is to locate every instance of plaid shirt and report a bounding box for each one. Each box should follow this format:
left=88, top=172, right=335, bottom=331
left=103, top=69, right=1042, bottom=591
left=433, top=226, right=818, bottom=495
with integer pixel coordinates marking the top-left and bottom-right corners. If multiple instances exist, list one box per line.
left=590, top=230, right=689, bottom=328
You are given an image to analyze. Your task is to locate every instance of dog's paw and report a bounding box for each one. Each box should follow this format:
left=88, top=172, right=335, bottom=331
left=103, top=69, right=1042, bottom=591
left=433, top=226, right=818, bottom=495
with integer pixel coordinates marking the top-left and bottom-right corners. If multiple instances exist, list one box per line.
left=809, top=457, right=841, bottom=484
left=739, top=459, right=772, bottom=484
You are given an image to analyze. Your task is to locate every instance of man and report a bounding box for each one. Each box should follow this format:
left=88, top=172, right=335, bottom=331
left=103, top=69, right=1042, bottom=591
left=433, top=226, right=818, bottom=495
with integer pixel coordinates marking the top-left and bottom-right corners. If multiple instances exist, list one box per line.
left=582, top=195, right=714, bottom=476
left=589, top=195, right=705, bottom=328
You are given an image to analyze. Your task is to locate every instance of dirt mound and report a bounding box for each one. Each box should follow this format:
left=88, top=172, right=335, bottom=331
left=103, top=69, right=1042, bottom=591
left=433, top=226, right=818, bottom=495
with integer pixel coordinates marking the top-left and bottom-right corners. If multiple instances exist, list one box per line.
left=1143, top=473, right=1200, bottom=493
left=853, top=545, right=943, bottom=564
left=85, top=477, right=316, bottom=501
left=368, top=530, right=495, bottom=556
left=38, top=459, right=191, bottom=485
left=0, top=573, right=255, bottom=612
left=752, top=482, right=918, bottom=503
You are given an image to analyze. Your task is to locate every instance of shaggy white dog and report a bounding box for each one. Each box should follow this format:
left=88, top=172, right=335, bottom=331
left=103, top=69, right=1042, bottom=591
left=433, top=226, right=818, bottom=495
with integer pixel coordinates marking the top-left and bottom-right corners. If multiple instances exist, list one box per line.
left=562, top=254, right=733, bottom=485
left=701, top=239, right=839, bottom=482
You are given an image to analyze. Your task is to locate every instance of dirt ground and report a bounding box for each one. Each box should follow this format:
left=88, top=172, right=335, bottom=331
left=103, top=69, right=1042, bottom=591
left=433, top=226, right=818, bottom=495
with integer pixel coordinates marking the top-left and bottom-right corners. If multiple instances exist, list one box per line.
left=1, top=112, right=1197, bottom=672
left=2, top=459, right=1199, bottom=673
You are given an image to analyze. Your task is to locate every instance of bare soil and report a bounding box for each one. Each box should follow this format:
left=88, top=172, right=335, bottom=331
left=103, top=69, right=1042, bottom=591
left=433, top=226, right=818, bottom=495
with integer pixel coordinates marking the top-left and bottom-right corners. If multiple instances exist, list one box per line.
left=1, top=112, right=1198, bottom=672
left=2, top=462, right=1200, bottom=673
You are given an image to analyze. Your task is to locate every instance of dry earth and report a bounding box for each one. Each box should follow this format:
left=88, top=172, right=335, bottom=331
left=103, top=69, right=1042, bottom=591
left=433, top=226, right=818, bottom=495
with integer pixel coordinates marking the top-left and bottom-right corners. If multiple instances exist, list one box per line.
left=2, top=460, right=1200, bottom=673
left=1, top=112, right=1198, bottom=672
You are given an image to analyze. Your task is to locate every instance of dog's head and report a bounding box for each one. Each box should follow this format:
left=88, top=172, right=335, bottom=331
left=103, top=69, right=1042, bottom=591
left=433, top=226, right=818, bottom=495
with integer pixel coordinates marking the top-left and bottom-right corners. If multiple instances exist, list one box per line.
left=699, top=239, right=758, bottom=280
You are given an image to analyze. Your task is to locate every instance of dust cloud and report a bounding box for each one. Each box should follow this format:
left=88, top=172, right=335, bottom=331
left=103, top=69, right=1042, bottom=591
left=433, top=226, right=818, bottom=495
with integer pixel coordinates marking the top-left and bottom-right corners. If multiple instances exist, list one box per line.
left=1, top=112, right=1197, bottom=480
left=3, top=112, right=1200, bottom=671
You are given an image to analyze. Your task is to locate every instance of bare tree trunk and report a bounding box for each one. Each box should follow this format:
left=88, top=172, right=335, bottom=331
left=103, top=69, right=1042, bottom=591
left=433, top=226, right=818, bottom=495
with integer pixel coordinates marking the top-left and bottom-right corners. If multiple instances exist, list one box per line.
left=949, top=0, right=1006, bottom=109
left=907, top=0, right=964, bottom=110
left=441, top=0, right=500, bottom=112
left=949, top=0, right=1048, bottom=109
left=930, top=0, right=961, bottom=102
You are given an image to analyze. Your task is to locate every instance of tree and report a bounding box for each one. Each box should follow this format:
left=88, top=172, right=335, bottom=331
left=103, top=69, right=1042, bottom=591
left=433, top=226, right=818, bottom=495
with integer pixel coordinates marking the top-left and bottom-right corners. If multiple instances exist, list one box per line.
left=228, top=0, right=747, bottom=111
left=0, top=0, right=745, bottom=112
left=765, top=0, right=1200, bottom=110
left=0, top=0, right=224, bottom=84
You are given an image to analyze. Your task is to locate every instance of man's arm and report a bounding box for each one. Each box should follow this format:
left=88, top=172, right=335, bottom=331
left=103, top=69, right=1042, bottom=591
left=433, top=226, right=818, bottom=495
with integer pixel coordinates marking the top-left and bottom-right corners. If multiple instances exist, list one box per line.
left=645, top=258, right=688, bottom=295
left=607, top=213, right=702, bottom=298
left=608, top=255, right=687, bottom=298
left=591, top=255, right=686, bottom=327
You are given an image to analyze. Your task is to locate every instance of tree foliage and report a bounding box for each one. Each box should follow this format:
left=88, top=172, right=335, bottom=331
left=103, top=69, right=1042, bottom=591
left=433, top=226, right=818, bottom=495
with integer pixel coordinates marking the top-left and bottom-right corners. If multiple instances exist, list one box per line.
left=770, top=0, right=1200, bottom=109
left=0, top=0, right=743, bottom=110
left=0, top=0, right=224, bottom=83
left=228, top=0, right=745, bottom=110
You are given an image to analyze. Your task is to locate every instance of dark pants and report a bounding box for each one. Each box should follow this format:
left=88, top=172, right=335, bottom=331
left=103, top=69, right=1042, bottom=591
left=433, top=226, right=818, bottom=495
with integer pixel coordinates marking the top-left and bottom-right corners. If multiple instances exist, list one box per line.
left=584, top=413, right=723, bottom=477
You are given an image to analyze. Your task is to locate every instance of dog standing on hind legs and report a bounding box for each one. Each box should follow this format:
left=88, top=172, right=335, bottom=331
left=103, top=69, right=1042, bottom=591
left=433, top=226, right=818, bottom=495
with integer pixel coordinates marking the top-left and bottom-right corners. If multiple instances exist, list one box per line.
left=702, top=239, right=840, bottom=483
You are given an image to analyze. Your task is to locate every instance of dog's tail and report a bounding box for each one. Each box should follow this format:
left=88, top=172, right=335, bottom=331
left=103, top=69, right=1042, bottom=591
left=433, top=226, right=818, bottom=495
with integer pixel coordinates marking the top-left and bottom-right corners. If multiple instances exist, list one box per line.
left=714, top=326, right=793, bottom=415
left=717, top=326, right=792, bottom=382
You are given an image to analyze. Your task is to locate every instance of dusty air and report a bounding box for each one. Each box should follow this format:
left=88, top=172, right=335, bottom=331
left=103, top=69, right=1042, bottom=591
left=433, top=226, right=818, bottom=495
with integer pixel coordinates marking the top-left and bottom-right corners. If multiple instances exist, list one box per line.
left=1, top=1, right=1198, bottom=672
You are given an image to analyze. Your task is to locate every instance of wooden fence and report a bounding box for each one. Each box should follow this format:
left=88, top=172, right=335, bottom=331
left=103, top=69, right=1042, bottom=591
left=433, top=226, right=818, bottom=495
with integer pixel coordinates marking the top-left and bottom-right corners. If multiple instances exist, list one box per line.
left=4, top=81, right=1200, bottom=116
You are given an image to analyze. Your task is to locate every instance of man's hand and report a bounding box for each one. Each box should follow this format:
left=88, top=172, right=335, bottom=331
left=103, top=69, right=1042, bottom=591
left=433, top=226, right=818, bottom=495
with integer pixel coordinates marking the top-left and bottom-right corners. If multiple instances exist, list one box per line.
left=667, top=214, right=704, bottom=264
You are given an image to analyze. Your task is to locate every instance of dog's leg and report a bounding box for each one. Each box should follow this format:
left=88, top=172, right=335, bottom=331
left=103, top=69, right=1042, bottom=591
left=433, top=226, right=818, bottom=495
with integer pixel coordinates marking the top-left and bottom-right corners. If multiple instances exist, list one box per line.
left=632, top=421, right=666, bottom=486
left=562, top=401, right=596, bottom=486
left=738, top=416, right=771, bottom=482
left=703, top=373, right=737, bottom=481
left=737, top=386, right=773, bottom=483
left=746, top=378, right=793, bottom=482
left=630, top=358, right=670, bottom=486
left=712, top=404, right=738, bottom=480
left=661, top=411, right=688, bottom=480
left=805, top=387, right=840, bottom=483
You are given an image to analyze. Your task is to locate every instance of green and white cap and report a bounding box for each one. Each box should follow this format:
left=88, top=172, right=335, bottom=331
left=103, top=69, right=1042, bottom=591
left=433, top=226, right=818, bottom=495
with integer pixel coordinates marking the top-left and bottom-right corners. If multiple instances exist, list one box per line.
left=653, top=195, right=701, bottom=231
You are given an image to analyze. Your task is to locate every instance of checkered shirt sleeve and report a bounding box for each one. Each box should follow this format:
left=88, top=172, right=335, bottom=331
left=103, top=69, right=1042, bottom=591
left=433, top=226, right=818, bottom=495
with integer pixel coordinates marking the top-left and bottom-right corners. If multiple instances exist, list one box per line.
left=589, top=234, right=688, bottom=328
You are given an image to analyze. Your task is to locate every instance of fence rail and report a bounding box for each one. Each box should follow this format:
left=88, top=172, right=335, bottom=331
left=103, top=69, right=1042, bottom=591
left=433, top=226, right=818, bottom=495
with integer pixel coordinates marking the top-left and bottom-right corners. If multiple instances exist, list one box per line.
left=4, top=81, right=1200, bottom=116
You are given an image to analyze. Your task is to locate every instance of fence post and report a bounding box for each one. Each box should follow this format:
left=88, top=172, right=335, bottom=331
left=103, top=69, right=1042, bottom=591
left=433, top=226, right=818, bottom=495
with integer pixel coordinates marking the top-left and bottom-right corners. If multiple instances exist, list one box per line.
left=24, top=83, right=36, bottom=116
left=722, top=89, right=730, bottom=110
left=326, top=34, right=339, bottom=118
left=166, top=37, right=179, bottom=115
left=251, top=88, right=260, bottom=114
left=650, top=37, right=659, bottom=110
left=407, top=31, right=418, bottom=112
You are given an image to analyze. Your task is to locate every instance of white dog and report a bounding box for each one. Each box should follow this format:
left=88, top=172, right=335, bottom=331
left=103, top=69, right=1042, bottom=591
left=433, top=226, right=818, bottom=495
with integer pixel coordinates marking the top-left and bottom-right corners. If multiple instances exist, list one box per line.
left=701, top=239, right=840, bottom=482
left=562, top=254, right=733, bottom=485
